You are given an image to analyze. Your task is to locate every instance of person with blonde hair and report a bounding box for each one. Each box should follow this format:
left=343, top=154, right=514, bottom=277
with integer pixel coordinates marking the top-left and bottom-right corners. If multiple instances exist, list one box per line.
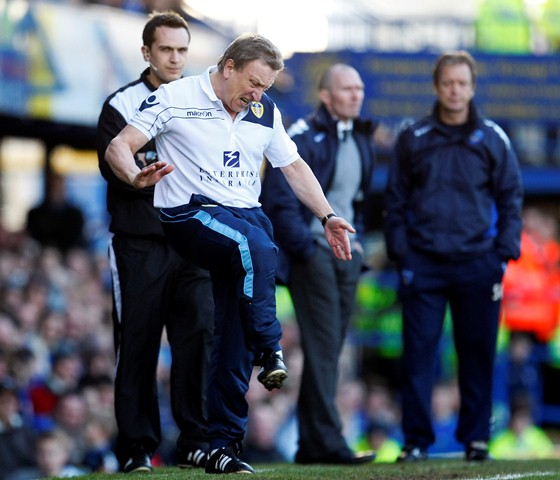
left=105, top=32, right=355, bottom=474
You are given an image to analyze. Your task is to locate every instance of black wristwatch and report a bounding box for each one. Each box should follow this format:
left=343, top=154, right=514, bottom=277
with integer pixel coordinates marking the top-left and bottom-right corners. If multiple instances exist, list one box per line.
left=321, top=213, right=337, bottom=227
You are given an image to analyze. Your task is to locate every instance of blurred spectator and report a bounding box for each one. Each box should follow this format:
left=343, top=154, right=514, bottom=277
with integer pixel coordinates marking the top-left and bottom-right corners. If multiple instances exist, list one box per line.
left=355, top=419, right=401, bottom=463
left=25, top=172, right=86, bottom=255
left=52, top=392, right=89, bottom=465
left=363, top=382, right=400, bottom=435
left=337, top=379, right=369, bottom=450
left=0, top=311, right=23, bottom=355
left=0, top=378, right=37, bottom=478
left=0, top=349, right=8, bottom=381
left=81, top=412, right=118, bottom=473
left=539, top=0, right=560, bottom=52
left=429, top=381, right=463, bottom=455
left=29, top=345, right=83, bottom=427
left=489, top=404, right=554, bottom=459
left=6, top=429, right=87, bottom=480
left=143, top=0, right=188, bottom=16
left=475, top=0, right=532, bottom=54
left=31, top=309, right=70, bottom=378
left=242, top=402, right=285, bottom=464
left=8, top=348, right=38, bottom=425
left=502, top=206, right=560, bottom=343
left=79, top=374, right=114, bottom=422
left=79, top=350, right=114, bottom=388
left=0, top=224, right=25, bottom=253
left=353, top=380, right=402, bottom=463
left=267, top=330, right=303, bottom=463
left=506, top=332, right=541, bottom=419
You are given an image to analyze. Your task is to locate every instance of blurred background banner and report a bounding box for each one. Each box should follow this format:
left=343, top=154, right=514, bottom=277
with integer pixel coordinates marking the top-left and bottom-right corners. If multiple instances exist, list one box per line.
left=0, top=0, right=228, bottom=128
left=0, top=1, right=146, bottom=126
left=283, top=51, right=560, bottom=128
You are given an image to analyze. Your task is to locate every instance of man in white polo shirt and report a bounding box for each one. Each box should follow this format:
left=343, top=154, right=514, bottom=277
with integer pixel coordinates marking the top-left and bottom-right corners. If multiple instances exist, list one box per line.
left=105, top=32, right=355, bottom=475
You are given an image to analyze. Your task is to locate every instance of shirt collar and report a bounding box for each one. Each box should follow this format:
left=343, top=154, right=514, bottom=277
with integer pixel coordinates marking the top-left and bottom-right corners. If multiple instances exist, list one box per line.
left=202, top=66, right=220, bottom=102
left=337, top=120, right=354, bottom=140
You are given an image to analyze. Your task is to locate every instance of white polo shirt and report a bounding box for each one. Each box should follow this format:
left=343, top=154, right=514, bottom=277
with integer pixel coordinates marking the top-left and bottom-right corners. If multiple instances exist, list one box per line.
left=129, top=66, right=299, bottom=209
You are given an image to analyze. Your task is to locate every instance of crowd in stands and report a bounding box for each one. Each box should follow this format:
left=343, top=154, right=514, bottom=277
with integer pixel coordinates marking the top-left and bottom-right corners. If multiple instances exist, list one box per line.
left=0, top=193, right=559, bottom=477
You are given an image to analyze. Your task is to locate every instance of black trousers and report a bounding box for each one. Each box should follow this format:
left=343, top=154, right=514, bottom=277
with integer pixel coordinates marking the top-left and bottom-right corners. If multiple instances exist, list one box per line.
left=398, top=249, right=505, bottom=449
left=289, top=244, right=363, bottom=459
left=109, top=235, right=214, bottom=464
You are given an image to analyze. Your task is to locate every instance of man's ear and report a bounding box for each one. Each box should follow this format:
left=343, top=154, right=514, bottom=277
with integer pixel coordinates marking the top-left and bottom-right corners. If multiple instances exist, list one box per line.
left=318, top=88, right=330, bottom=106
left=141, top=46, right=150, bottom=61
left=223, top=58, right=235, bottom=78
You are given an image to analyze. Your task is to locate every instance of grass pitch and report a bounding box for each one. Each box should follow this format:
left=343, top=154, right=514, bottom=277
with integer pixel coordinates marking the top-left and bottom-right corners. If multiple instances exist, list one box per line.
left=75, top=459, right=560, bottom=479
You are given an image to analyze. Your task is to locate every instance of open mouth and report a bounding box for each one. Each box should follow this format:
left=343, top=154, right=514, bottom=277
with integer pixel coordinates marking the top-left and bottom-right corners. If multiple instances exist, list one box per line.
left=241, top=97, right=251, bottom=106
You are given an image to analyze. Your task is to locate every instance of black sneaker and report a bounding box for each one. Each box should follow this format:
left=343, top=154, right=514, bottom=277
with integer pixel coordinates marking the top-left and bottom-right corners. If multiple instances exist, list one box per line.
left=396, top=445, right=428, bottom=462
left=205, top=446, right=254, bottom=474
left=123, top=446, right=152, bottom=473
left=176, top=447, right=207, bottom=468
left=466, top=441, right=489, bottom=461
left=257, top=352, right=288, bottom=391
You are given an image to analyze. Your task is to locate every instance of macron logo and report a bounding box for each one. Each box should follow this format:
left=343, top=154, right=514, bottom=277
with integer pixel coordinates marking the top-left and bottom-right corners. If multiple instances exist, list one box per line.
left=139, top=94, right=159, bottom=111
left=223, top=151, right=240, bottom=168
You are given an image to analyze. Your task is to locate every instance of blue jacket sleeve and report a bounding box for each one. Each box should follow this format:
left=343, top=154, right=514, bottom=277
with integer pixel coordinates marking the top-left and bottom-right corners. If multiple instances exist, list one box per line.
left=491, top=134, right=523, bottom=261
left=261, top=159, right=316, bottom=263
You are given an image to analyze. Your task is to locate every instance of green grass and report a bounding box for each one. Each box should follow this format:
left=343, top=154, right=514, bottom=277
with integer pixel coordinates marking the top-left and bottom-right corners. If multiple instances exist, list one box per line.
left=78, top=460, right=560, bottom=480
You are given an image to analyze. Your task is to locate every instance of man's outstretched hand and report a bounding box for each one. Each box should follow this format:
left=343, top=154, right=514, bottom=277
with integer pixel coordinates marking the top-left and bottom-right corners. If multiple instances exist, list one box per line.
left=132, top=161, right=174, bottom=189
left=324, top=216, right=356, bottom=260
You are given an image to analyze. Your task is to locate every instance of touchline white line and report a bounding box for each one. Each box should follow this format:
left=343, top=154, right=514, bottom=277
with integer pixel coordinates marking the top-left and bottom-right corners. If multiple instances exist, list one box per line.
left=461, top=472, right=557, bottom=480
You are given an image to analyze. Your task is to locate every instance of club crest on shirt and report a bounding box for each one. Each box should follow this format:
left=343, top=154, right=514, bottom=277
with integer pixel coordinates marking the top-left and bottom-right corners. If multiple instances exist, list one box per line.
left=139, top=94, right=159, bottom=111
left=251, top=102, right=264, bottom=118
left=469, top=128, right=484, bottom=145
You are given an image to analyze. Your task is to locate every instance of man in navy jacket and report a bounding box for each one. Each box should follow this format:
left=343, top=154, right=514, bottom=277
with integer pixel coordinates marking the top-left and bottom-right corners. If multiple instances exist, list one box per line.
left=384, top=50, right=523, bottom=462
left=261, top=63, right=376, bottom=464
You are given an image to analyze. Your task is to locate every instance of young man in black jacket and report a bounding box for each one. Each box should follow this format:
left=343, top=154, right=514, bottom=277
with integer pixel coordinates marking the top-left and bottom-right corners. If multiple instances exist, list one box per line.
left=261, top=63, right=376, bottom=465
left=97, top=12, right=213, bottom=472
left=384, top=50, right=523, bottom=462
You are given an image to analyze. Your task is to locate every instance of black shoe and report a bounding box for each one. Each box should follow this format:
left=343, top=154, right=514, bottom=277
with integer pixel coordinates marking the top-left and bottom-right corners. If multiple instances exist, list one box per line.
left=205, top=446, right=255, bottom=474
left=257, top=352, right=288, bottom=391
left=176, top=447, right=207, bottom=468
left=396, top=445, right=428, bottom=462
left=466, top=441, right=489, bottom=461
left=295, top=450, right=375, bottom=465
left=123, top=446, right=152, bottom=473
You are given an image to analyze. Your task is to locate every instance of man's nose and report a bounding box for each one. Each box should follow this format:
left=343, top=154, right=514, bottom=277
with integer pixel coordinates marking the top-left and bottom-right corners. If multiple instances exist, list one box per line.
left=252, top=87, right=267, bottom=102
